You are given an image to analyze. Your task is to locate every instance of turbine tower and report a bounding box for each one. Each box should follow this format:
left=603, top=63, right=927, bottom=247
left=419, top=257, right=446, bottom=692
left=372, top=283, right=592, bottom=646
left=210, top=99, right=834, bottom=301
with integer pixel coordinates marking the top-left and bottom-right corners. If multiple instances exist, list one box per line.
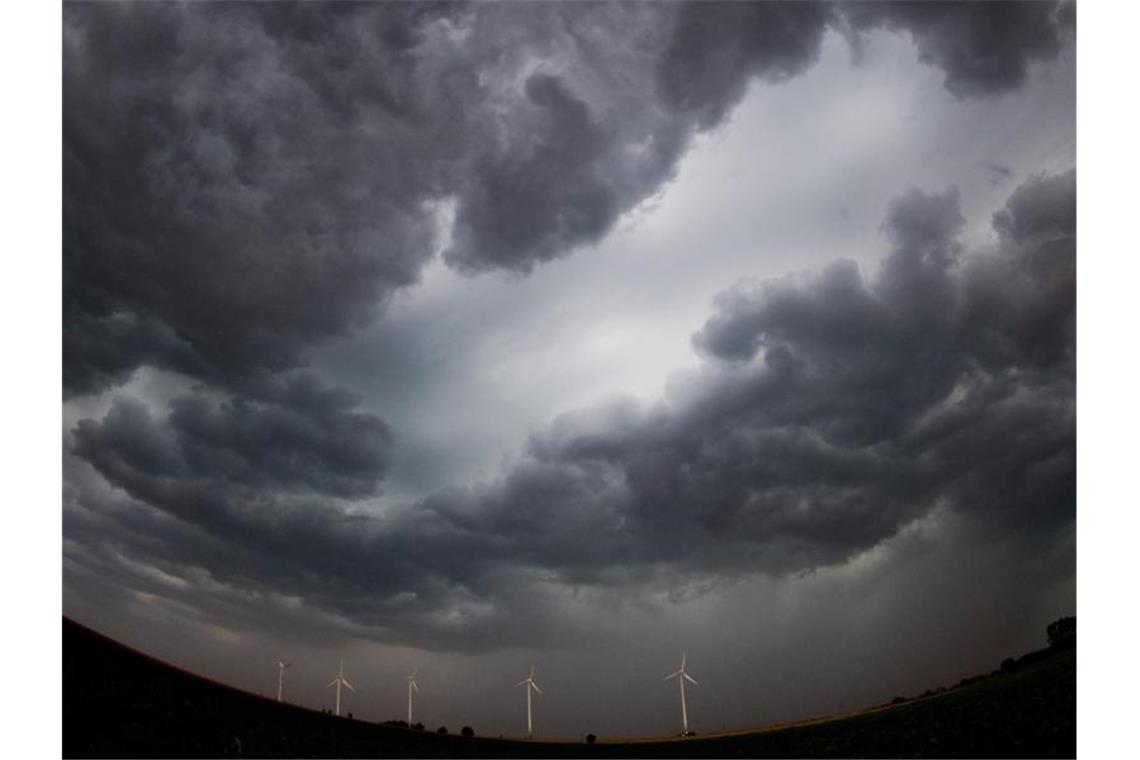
left=276, top=660, right=292, bottom=703
left=515, top=664, right=543, bottom=738
left=327, top=658, right=355, bottom=716
left=663, top=652, right=699, bottom=735
left=405, top=668, right=419, bottom=725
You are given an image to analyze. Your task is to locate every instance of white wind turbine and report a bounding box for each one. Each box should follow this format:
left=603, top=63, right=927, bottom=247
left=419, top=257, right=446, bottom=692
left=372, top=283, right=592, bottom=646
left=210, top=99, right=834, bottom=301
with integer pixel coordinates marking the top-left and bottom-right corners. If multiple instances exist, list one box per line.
left=276, top=660, right=292, bottom=703
left=405, top=668, right=419, bottom=725
left=327, top=658, right=355, bottom=716
left=663, top=652, right=698, bottom=735
left=515, top=664, right=543, bottom=738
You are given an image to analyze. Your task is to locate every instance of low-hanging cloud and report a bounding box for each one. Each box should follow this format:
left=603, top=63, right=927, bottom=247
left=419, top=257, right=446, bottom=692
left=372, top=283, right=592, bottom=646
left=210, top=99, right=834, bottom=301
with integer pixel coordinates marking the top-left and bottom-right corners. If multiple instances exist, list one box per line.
left=63, top=1, right=1074, bottom=399
left=63, top=0, right=1076, bottom=657
left=842, top=0, right=1075, bottom=98
left=67, top=171, right=1075, bottom=651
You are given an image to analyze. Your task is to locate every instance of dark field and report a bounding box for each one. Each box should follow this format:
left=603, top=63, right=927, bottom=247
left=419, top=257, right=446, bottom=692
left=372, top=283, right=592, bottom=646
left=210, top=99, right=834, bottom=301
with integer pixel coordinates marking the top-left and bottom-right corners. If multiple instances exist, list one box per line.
left=63, top=618, right=1075, bottom=758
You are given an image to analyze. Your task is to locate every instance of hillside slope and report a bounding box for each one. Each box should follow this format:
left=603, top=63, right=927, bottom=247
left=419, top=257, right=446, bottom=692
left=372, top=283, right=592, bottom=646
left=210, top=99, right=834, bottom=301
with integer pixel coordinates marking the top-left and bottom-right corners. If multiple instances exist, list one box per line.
left=63, top=618, right=1074, bottom=758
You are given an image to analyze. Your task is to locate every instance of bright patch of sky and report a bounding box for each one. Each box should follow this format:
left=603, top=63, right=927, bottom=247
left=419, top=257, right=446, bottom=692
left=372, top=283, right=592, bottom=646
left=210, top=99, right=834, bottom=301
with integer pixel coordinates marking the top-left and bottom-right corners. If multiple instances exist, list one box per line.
left=312, top=29, right=1074, bottom=505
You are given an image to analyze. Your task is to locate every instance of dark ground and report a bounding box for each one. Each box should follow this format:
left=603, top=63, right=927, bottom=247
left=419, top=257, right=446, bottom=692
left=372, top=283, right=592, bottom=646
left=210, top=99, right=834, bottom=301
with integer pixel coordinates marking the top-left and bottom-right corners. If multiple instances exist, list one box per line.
left=63, top=618, right=1075, bottom=758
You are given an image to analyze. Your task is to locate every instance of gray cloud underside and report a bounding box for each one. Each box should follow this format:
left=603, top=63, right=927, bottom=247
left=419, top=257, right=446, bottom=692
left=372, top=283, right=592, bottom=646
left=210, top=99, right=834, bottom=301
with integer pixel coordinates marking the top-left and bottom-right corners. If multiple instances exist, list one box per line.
left=64, top=1, right=1073, bottom=398
left=64, top=1, right=1075, bottom=651
left=68, top=170, right=1075, bottom=650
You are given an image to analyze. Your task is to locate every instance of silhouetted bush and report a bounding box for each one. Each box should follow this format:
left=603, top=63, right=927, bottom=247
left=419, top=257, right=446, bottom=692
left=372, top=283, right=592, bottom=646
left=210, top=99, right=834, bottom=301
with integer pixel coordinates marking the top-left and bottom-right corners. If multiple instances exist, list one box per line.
left=347, top=712, right=353, bottom=719
left=436, top=726, right=448, bottom=734
left=1001, top=657, right=1017, bottom=674
left=412, top=722, right=424, bottom=731
left=890, top=696, right=907, bottom=705
left=461, top=726, right=474, bottom=737
left=586, top=733, right=597, bottom=744
left=1047, top=616, right=1076, bottom=649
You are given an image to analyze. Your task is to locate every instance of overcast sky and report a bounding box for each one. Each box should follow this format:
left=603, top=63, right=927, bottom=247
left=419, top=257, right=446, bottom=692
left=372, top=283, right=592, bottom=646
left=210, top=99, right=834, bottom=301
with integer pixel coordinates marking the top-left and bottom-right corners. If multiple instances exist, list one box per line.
left=62, top=1, right=1075, bottom=739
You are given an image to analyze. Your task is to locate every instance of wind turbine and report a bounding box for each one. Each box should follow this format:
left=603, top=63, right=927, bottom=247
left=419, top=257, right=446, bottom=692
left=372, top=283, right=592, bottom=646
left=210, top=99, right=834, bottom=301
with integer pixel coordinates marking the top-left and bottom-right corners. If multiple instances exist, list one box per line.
left=515, top=664, right=543, bottom=738
left=327, top=658, right=355, bottom=716
left=276, top=660, right=292, bottom=703
left=405, top=668, right=419, bottom=725
left=663, top=652, right=698, bottom=735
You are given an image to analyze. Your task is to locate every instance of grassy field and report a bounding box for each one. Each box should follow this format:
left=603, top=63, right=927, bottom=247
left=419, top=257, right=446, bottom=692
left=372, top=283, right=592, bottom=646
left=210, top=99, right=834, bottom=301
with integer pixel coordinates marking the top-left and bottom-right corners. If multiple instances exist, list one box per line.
left=63, top=618, right=1074, bottom=758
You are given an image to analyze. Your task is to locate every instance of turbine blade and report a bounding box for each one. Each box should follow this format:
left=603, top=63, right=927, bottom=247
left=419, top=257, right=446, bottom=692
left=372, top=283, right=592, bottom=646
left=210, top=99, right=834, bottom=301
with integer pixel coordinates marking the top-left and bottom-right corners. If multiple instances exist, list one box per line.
left=516, top=680, right=528, bottom=687
left=412, top=680, right=419, bottom=693
left=531, top=682, right=543, bottom=695
left=530, top=664, right=535, bottom=679
left=682, top=652, right=686, bottom=670
left=664, top=671, right=680, bottom=681
left=327, top=679, right=338, bottom=688
left=343, top=679, right=356, bottom=692
left=684, top=673, right=699, bottom=686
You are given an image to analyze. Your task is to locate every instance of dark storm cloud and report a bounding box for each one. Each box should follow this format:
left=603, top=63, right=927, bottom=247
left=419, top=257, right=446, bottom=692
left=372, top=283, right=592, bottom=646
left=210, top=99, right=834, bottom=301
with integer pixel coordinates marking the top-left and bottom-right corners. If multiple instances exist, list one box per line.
left=69, top=172, right=1075, bottom=650
left=64, top=1, right=451, bottom=395
left=654, top=1, right=1073, bottom=132
left=842, top=1, right=1075, bottom=98
left=63, top=1, right=1074, bottom=398
left=62, top=1, right=681, bottom=395
left=74, top=374, right=392, bottom=500
left=64, top=0, right=1076, bottom=653
left=656, top=0, right=835, bottom=128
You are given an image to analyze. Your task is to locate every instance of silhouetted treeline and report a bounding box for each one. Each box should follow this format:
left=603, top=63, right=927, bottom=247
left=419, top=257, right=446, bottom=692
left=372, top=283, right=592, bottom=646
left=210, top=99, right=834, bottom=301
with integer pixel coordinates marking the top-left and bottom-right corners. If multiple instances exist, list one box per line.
left=1047, top=616, right=1076, bottom=649
left=887, top=616, right=1076, bottom=706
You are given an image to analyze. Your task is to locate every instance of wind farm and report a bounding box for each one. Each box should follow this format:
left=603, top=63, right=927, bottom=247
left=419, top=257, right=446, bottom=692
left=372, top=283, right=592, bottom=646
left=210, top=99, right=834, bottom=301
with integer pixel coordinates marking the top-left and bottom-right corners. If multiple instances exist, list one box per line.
left=63, top=617, right=1076, bottom=757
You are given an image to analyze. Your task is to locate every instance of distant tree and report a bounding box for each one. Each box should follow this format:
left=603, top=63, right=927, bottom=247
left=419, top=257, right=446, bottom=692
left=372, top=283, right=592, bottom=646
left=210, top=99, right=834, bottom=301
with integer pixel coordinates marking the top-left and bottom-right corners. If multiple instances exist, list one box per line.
left=1047, top=616, right=1076, bottom=649
left=461, top=726, right=474, bottom=737
left=586, top=733, right=597, bottom=744
left=347, top=712, right=353, bottom=720
left=1001, top=657, right=1017, bottom=674
left=437, top=726, right=448, bottom=735
left=890, top=696, right=907, bottom=705
left=413, top=722, right=425, bottom=731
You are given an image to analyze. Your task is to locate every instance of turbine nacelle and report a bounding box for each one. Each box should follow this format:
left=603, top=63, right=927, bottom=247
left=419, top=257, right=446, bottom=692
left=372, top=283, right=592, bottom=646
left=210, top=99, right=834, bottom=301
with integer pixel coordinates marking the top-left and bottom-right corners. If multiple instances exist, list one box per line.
left=516, top=664, right=543, bottom=694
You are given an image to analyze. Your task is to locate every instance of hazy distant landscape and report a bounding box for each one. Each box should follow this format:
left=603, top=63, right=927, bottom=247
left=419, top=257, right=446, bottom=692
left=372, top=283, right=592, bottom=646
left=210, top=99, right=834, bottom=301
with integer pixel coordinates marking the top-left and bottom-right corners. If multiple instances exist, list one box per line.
left=63, top=618, right=1075, bottom=758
